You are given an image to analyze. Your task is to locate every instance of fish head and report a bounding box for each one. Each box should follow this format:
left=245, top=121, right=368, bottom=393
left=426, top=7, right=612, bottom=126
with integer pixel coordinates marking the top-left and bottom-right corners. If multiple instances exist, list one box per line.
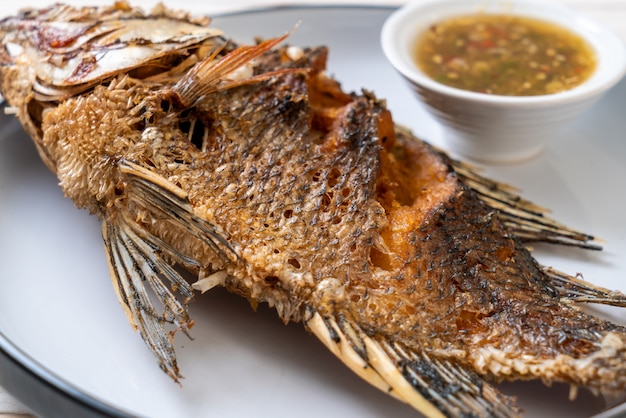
left=0, top=1, right=223, bottom=171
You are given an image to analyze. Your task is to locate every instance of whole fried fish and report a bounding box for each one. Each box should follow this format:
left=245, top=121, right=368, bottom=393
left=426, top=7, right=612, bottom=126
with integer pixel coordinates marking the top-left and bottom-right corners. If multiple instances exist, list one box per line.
left=1, top=3, right=625, bottom=417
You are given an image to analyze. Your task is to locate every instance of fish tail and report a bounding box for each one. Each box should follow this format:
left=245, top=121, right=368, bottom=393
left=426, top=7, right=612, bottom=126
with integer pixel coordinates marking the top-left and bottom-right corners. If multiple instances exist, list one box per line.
left=414, top=131, right=602, bottom=251
left=545, top=267, right=626, bottom=307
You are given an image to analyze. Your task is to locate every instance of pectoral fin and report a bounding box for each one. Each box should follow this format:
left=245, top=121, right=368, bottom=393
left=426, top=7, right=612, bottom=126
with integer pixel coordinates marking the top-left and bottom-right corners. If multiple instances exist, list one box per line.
left=168, top=31, right=301, bottom=108
left=103, top=218, right=193, bottom=381
left=103, top=160, right=238, bottom=380
left=545, top=267, right=626, bottom=307
left=119, top=159, right=238, bottom=265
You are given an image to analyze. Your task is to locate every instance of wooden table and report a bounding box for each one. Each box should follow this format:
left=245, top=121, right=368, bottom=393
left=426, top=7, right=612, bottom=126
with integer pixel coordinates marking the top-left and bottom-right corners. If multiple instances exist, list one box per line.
left=1, top=0, right=625, bottom=416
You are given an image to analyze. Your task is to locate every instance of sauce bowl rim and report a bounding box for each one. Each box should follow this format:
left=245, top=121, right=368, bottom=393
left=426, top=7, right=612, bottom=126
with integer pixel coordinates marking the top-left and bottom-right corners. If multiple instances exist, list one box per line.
left=381, top=0, right=626, bottom=107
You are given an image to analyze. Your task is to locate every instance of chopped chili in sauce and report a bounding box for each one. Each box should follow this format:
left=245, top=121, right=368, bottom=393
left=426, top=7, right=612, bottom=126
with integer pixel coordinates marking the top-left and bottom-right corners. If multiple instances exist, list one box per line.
left=414, top=14, right=596, bottom=96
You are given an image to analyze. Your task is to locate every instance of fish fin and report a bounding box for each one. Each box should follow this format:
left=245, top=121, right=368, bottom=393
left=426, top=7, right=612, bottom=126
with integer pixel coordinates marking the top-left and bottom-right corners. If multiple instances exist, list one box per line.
left=394, top=126, right=598, bottom=250
left=168, top=31, right=302, bottom=107
left=544, top=267, right=626, bottom=307
left=449, top=157, right=601, bottom=250
left=102, top=217, right=195, bottom=382
left=305, top=309, right=521, bottom=418
left=102, top=160, right=239, bottom=380
left=119, top=159, right=238, bottom=265
left=446, top=160, right=598, bottom=250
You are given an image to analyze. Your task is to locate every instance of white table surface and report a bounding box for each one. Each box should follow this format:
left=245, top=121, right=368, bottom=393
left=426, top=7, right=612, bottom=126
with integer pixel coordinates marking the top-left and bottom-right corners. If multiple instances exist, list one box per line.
left=1, top=0, right=626, bottom=416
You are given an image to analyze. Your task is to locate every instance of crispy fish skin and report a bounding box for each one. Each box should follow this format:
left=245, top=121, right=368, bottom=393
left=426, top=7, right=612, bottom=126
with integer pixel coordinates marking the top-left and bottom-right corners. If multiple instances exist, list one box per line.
left=1, top=3, right=625, bottom=417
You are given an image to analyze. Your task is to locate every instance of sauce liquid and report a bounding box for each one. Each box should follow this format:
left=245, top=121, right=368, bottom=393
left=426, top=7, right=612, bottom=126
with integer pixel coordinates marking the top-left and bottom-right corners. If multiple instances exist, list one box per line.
left=414, top=14, right=597, bottom=96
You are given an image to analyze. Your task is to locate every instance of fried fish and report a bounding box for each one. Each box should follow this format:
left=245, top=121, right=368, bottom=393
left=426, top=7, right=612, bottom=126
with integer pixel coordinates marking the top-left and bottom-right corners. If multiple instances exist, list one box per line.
left=0, top=3, right=625, bottom=417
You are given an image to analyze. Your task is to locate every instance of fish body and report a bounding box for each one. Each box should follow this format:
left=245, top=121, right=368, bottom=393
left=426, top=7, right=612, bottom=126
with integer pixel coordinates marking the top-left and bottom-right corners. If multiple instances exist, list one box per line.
left=1, top=3, right=625, bottom=417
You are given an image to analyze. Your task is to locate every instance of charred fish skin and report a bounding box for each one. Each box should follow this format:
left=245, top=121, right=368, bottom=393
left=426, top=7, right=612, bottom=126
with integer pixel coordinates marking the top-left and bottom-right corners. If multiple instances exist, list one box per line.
left=1, top=3, right=626, bottom=418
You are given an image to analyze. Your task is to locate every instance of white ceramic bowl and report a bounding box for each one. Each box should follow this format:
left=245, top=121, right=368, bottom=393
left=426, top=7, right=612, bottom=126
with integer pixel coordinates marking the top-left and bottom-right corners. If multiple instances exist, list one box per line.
left=381, top=0, right=626, bottom=163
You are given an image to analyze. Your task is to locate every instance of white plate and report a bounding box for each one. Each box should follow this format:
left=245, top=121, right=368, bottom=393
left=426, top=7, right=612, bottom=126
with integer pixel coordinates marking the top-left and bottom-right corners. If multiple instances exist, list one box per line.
left=0, top=6, right=625, bottom=418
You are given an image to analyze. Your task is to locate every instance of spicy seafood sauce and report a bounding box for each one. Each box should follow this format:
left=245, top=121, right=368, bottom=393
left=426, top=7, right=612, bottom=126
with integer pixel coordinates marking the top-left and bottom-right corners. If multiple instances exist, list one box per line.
left=414, top=14, right=596, bottom=96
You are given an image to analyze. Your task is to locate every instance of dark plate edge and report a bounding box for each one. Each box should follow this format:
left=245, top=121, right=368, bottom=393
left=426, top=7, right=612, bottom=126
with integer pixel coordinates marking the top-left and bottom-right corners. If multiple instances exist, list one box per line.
left=0, top=331, right=134, bottom=418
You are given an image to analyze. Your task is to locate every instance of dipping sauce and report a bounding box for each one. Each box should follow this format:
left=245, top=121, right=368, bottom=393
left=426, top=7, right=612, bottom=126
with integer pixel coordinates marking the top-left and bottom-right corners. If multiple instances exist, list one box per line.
left=414, top=14, right=597, bottom=96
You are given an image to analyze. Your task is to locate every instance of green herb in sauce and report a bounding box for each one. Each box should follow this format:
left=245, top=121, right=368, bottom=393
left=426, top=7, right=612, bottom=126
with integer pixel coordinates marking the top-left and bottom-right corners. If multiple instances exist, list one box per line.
left=414, top=14, right=597, bottom=96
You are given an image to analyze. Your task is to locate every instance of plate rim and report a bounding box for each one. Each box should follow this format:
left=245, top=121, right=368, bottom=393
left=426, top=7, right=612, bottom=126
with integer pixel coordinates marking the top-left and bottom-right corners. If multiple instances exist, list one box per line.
left=0, top=330, right=133, bottom=417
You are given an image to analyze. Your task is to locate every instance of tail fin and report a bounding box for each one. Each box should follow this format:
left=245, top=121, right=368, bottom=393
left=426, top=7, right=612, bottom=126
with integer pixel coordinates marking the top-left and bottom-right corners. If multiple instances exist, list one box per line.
left=448, top=150, right=601, bottom=251
left=395, top=126, right=601, bottom=251
left=544, top=267, right=626, bottom=307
